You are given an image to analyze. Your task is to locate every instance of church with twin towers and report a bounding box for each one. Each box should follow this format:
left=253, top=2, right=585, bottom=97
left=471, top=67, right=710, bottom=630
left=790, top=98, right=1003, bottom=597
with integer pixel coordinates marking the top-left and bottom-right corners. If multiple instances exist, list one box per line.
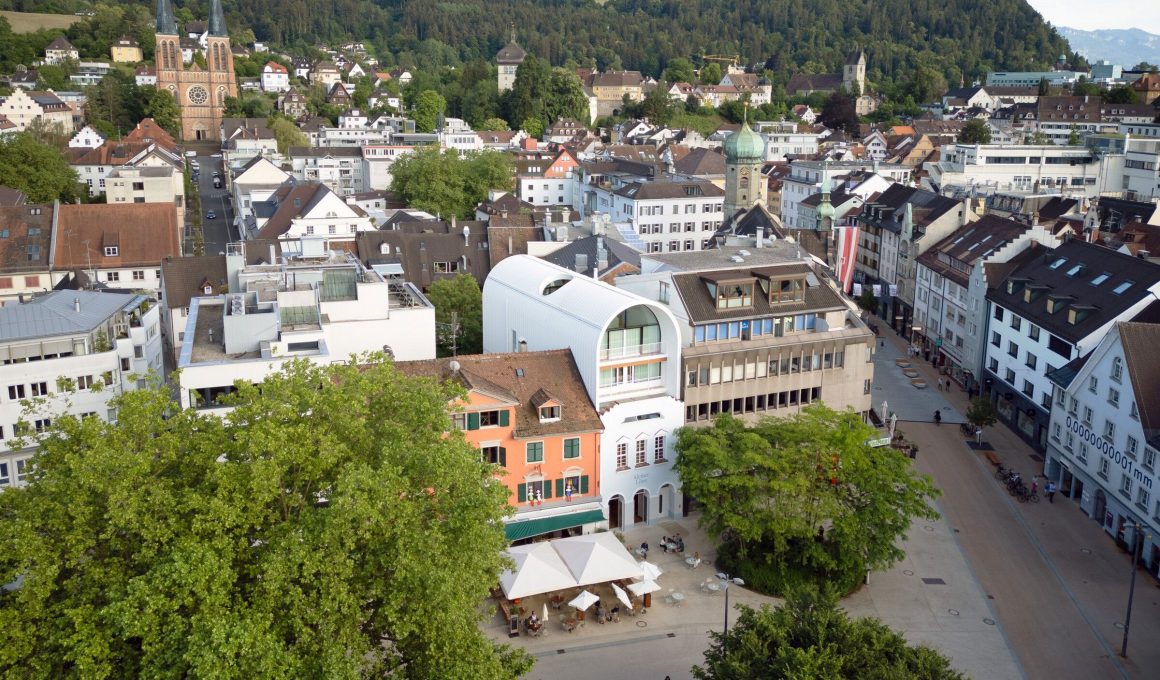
left=154, top=0, right=237, bottom=141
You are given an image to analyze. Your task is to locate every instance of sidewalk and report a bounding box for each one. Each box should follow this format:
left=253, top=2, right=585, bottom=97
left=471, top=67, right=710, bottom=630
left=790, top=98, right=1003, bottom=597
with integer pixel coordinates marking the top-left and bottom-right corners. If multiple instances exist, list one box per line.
left=872, top=316, right=1160, bottom=679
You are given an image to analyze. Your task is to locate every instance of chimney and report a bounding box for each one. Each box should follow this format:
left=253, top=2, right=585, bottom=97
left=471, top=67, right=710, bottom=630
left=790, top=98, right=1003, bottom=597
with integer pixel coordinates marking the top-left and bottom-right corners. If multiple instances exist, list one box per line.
left=508, top=235, right=513, bottom=255
left=269, top=244, right=276, bottom=264
left=574, top=253, right=588, bottom=272
left=959, top=198, right=969, bottom=227
left=755, top=229, right=764, bottom=248
left=451, top=215, right=457, bottom=231
left=462, top=224, right=470, bottom=245
left=74, top=297, right=80, bottom=312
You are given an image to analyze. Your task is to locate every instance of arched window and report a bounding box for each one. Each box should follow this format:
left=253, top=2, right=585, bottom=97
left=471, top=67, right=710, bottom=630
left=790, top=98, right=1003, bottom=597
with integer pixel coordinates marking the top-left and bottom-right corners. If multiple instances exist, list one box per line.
left=739, top=176, right=749, bottom=190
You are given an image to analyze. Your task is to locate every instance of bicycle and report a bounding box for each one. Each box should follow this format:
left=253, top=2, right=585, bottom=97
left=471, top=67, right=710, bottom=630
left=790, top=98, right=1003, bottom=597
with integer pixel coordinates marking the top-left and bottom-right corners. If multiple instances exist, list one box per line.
left=1015, top=486, right=1040, bottom=503
left=995, top=464, right=1012, bottom=481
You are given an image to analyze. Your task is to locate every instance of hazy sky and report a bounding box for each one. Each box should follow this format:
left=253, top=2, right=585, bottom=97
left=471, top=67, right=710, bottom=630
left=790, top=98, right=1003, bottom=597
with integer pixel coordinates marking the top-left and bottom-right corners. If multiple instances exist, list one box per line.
left=1026, top=0, right=1160, bottom=33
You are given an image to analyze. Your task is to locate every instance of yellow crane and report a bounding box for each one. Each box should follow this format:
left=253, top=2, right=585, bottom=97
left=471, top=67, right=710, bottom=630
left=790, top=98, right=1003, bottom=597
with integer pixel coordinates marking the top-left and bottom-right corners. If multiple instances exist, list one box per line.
left=701, top=54, right=741, bottom=68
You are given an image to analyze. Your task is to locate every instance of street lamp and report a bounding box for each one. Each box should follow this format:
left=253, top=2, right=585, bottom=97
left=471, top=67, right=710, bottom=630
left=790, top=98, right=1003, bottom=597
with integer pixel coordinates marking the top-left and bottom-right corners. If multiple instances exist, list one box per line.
left=1120, top=522, right=1147, bottom=657
left=717, top=572, right=745, bottom=650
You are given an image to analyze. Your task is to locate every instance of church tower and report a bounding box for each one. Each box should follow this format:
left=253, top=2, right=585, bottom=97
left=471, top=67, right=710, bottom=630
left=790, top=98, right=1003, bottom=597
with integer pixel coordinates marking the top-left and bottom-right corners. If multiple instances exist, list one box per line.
left=496, top=26, right=526, bottom=92
left=155, top=0, right=237, bottom=141
left=722, top=108, right=768, bottom=219
left=843, top=49, right=866, bottom=96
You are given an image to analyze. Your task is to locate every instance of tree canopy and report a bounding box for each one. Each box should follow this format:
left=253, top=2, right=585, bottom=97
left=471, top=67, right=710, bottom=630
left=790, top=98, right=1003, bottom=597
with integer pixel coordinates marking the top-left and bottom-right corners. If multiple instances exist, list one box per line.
left=0, top=358, right=531, bottom=678
left=427, top=274, right=484, bottom=357
left=819, top=92, right=858, bottom=134
left=389, top=148, right=514, bottom=219
left=412, top=89, right=447, bottom=133
left=674, top=406, right=940, bottom=594
left=694, top=589, right=965, bottom=680
left=957, top=118, right=992, bottom=145
left=0, top=132, right=81, bottom=203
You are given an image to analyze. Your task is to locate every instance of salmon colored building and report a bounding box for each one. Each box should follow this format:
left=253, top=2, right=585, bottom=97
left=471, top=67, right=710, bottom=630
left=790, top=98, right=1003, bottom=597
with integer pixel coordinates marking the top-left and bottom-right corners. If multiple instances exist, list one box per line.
left=398, top=349, right=605, bottom=542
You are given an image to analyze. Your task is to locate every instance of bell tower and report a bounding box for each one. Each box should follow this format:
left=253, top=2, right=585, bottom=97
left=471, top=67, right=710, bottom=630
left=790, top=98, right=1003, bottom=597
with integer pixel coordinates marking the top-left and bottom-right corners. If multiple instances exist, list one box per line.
left=154, top=0, right=236, bottom=141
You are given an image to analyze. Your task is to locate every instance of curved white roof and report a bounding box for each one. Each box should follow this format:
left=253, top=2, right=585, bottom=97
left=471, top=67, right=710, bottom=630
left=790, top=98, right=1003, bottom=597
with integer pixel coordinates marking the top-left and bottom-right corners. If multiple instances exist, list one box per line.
left=486, top=255, right=674, bottom=331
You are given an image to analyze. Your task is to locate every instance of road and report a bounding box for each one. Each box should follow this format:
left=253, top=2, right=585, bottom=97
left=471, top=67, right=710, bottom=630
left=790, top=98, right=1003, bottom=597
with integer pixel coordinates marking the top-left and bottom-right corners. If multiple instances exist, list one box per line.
left=873, top=321, right=1160, bottom=679
left=187, top=153, right=235, bottom=255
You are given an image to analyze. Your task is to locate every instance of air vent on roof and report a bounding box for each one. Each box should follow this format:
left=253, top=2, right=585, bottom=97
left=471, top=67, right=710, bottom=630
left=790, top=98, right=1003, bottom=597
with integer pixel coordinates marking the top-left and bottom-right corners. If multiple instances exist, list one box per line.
left=730, top=255, right=744, bottom=263
left=515, top=368, right=524, bottom=377
left=738, top=249, right=751, bottom=256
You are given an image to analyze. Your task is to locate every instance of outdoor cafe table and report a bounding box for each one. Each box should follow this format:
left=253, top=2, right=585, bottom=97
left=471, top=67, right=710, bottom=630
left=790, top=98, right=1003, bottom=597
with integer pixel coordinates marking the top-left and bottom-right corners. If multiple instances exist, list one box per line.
left=549, top=594, right=565, bottom=609
left=671, top=592, right=686, bottom=606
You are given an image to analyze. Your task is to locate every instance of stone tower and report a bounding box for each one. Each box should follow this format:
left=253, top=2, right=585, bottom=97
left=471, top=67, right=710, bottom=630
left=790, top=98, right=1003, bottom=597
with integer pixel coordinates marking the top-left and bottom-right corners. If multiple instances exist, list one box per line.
left=722, top=109, right=768, bottom=219
left=843, top=49, right=866, bottom=96
left=155, top=0, right=237, bottom=141
left=496, top=26, right=527, bottom=92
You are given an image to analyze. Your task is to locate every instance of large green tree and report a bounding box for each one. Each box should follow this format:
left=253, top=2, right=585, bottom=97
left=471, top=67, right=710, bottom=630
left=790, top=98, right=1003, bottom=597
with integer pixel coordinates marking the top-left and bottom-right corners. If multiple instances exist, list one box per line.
left=819, top=92, right=858, bottom=134
left=674, top=406, right=939, bottom=594
left=143, top=87, right=180, bottom=137
left=390, top=148, right=514, bottom=219
left=0, top=133, right=81, bottom=203
left=413, top=89, right=447, bottom=133
left=268, top=116, right=309, bottom=154
left=663, top=57, right=696, bottom=85
left=427, top=274, right=484, bottom=356
left=0, top=358, right=531, bottom=678
left=694, top=589, right=964, bottom=679
left=957, top=118, right=992, bottom=144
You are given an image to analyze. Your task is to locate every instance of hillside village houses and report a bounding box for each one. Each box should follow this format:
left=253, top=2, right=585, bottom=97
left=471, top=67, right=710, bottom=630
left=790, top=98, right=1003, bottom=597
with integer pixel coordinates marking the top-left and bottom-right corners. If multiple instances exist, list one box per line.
left=0, top=89, right=74, bottom=133
left=110, top=34, right=142, bottom=63
left=261, top=61, right=291, bottom=92
left=43, top=36, right=78, bottom=65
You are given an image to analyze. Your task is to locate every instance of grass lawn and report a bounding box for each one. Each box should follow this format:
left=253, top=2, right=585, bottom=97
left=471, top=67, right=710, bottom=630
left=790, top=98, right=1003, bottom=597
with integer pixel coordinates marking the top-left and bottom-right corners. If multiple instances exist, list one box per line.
left=668, top=111, right=728, bottom=136
left=0, top=10, right=79, bottom=33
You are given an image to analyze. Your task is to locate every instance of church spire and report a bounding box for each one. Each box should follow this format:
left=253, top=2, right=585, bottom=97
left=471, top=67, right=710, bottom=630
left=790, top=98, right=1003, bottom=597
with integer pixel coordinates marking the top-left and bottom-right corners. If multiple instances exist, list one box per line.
left=155, top=0, right=176, bottom=35
left=209, top=0, right=227, bottom=37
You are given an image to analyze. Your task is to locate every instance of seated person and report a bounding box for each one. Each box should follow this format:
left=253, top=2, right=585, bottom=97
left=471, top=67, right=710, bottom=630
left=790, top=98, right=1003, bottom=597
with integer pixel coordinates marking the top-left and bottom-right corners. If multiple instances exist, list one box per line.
left=676, top=537, right=685, bottom=552
left=639, top=541, right=649, bottom=558
left=660, top=536, right=670, bottom=552
left=610, top=605, right=620, bottom=620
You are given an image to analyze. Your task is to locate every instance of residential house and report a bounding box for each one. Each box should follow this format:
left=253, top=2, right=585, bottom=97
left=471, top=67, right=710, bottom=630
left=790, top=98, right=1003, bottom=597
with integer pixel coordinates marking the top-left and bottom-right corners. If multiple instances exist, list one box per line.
left=719, top=73, right=772, bottom=106
left=398, top=351, right=605, bottom=540
left=250, top=182, right=374, bottom=248
left=312, top=61, right=342, bottom=88
left=110, top=34, right=142, bottom=63
left=51, top=203, right=180, bottom=295
left=984, top=240, right=1160, bottom=451
left=67, top=118, right=182, bottom=196
left=327, top=82, right=352, bottom=107
left=0, top=89, right=73, bottom=133
left=287, top=147, right=365, bottom=195
left=538, top=235, right=643, bottom=283
left=292, top=57, right=311, bottom=80
left=1130, top=73, right=1160, bottom=104
left=0, top=291, right=163, bottom=487
left=176, top=243, right=436, bottom=413
left=104, top=166, right=186, bottom=243
left=585, top=70, right=645, bottom=118
left=609, top=181, right=725, bottom=254
left=44, top=36, right=78, bottom=65
left=355, top=216, right=490, bottom=290
left=484, top=255, right=685, bottom=529
left=924, top=143, right=1117, bottom=198
left=261, top=61, right=290, bottom=92
left=159, top=253, right=227, bottom=362
left=230, top=156, right=293, bottom=232
left=516, top=150, right=580, bottom=207
left=0, top=203, right=54, bottom=304
left=277, top=89, right=308, bottom=118
left=617, top=244, right=875, bottom=425
left=134, top=64, right=157, bottom=86
left=913, top=216, right=1060, bottom=390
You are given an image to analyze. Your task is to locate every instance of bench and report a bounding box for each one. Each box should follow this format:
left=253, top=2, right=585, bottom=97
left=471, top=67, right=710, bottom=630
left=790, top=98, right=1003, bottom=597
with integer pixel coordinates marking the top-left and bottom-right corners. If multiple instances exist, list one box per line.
left=984, top=451, right=1001, bottom=467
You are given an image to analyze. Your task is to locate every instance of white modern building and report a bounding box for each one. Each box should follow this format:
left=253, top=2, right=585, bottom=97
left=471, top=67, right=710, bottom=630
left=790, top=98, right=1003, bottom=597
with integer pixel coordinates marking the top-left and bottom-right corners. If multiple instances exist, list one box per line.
left=177, top=243, right=436, bottom=412
left=983, top=240, right=1160, bottom=451
left=0, top=291, right=163, bottom=487
left=780, top=161, right=910, bottom=230
left=230, top=156, right=293, bottom=233
left=610, top=181, right=725, bottom=254
left=1045, top=319, right=1160, bottom=576
left=484, top=255, right=686, bottom=529
left=924, top=144, right=1121, bottom=198
left=361, top=145, right=416, bottom=191
left=288, top=147, right=366, bottom=195
left=1122, top=138, right=1160, bottom=202
left=985, top=70, right=1088, bottom=88
left=753, top=121, right=820, bottom=161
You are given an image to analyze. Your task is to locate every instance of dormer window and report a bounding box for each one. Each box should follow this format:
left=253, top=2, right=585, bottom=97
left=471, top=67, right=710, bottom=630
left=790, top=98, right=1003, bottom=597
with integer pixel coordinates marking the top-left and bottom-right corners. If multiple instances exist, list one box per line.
left=1046, top=295, right=1071, bottom=314
left=539, top=405, right=561, bottom=422
left=715, top=280, right=754, bottom=309
left=1067, top=305, right=1096, bottom=325
left=104, top=246, right=118, bottom=256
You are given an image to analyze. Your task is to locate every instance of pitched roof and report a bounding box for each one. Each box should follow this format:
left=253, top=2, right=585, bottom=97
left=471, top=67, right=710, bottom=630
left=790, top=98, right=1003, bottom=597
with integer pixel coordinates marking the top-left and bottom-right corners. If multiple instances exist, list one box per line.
left=1118, top=320, right=1160, bottom=442
left=0, top=290, right=135, bottom=342
left=496, top=41, right=527, bottom=63
left=263, top=61, right=288, bottom=73
left=46, top=36, right=74, bottom=51
left=985, top=239, right=1160, bottom=343
left=539, top=235, right=642, bottom=277
left=53, top=203, right=180, bottom=269
left=588, top=70, right=644, bottom=88
left=355, top=220, right=490, bottom=289
left=787, top=73, right=843, bottom=93
left=255, top=184, right=336, bottom=239
left=858, top=184, right=962, bottom=235
left=915, top=215, right=1030, bottom=287
left=0, top=204, right=53, bottom=274
left=397, top=350, right=603, bottom=439
left=0, top=187, right=27, bottom=206
left=160, top=255, right=228, bottom=308
left=671, top=263, right=845, bottom=323
left=613, top=181, right=724, bottom=200
left=672, top=147, right=725, bottom=176
left=487, top=214, right=539, bottom=269
left=715, top=203, right=785, bottom=242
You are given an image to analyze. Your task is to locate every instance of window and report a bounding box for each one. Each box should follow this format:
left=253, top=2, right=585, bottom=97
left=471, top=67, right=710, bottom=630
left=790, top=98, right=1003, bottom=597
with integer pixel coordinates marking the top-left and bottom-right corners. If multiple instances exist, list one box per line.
left=14, top=459, right=30, bottom=484
left=0, top=462, right=7, bottom=487
left=1011, top=315, right=1021, bottom=331
left=1098, top=457, right=1109, bottom=478
left=481, top=445, right=502, bottom=465
left=525, top=442, right=544, bottom=463
left=988, top=358, right=999, bottom=372
left=30, top=381, right=48, bottom=397
left=1052, top=423, right=1062, bottom=441
left=654, top=435, right=666, bottom=463
left=1005, top=368, right=1016, bottom=384
left=1025, top=353, right=1037, bottom=370
left=993, top=306, right=1004, bottom=321
left=1066, top=431, right=1075, bottom=451
left=77, top=375, right=94, bottom=390
left=1131, top=401, right=1139, bottom=420
left=107, top=272, right=120, bottom=282
left=1108, top=388, right=1120, bottom=407
left=480, top=410, right=501, bottom=427
left=1022, top=380, right=1034, bottom=398
left=991, top=331, right=1001, bottom=348
left=616, top=442, right=628, bottom=469
left=104, top=246, right=118, bottom=256
left=1127, top=436, right=1138, bottom=458
left=635, top=439, right=647, bottom=466
left=33, top=418, right=51, bottom=433
left=863, top=379, right=871, bottom=395
left=1111, top=357, right=1123, bottom=382
left=539, top=405, right=560, bottom=421
left=132, top=270, right=145, bottom=281
left=1119, top=472, right=1133, bottom=498
left=1007, top=341, right=1019, bottom=358
left=7, top=384, right=26, bottom=400
left=564, top=437, right=580, bottom=459
left=1028, top=325, right=1040, bottom=341
left=1068, top=396, right=1078, bottom=415
left=1088, top=376, right=1098, bottom=393
left=450, top=413, right=466, bottom=430
left=1137, top=487, right=1150, bottom=510
left=1104, top=419, right=1115, bottom=441
left=1144, top=447, right=1156, bottom=472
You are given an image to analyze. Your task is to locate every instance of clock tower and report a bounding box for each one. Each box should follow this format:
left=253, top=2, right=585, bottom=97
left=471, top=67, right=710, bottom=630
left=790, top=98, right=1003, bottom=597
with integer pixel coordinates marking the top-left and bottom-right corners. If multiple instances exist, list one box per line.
left=722, top=110, right=768, bottom=219
left=154, top=0, right=237, bottom=141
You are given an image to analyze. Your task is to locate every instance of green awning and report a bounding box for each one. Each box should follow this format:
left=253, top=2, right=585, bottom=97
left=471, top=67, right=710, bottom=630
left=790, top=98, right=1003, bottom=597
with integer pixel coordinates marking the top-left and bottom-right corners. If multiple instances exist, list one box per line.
left=504, top=509, right=605, bottom=541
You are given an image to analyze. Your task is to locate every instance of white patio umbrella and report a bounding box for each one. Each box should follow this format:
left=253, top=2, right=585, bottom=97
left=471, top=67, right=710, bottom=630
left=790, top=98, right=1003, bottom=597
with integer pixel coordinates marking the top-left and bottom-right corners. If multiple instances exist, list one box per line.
left=568, top=589, right=599, bottom=611
left=542, top=602, right=549, bottom=622
left=638, top=560, right=663, bottom=581
left=611, top=582, right=633, bottom=610
left=628, top=579, right=661, bottom=596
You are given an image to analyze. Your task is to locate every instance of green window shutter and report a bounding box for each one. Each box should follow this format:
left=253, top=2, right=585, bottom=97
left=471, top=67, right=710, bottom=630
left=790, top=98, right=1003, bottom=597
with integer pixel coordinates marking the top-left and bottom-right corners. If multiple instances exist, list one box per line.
left=543, top=480, right=553, bottom=499
left=517, top=483, right=527, bottom=503
left=498, top=447, right=506, bottom=467
left=467, top=412, right=480, bottom=430
left=556, top=478, right=565, bottom=497
left=499, top=409, right=510, bottom=427
left=580, top=475, right=589, bottom=494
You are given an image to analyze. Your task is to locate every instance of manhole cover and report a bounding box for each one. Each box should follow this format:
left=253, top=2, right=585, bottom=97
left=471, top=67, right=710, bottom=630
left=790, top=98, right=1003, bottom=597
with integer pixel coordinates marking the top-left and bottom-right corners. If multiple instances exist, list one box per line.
left=903, top=570, right=915, bottom=576
left=948, top=609, right=960, bottom=616
left=922, top=577, right=947, bottom=585
left=983, top=618, right=996, bottom=626
left=636, top=620, right=647, bottom=628
left=1080, top=548, right=1092, bottom=554
left=923, top=525, right=935, bottom=532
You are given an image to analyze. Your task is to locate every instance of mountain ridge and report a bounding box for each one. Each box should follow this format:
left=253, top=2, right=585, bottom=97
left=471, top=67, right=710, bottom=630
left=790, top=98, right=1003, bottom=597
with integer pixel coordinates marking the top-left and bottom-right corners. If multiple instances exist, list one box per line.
left=1056, top=26, right=1160, bottom=66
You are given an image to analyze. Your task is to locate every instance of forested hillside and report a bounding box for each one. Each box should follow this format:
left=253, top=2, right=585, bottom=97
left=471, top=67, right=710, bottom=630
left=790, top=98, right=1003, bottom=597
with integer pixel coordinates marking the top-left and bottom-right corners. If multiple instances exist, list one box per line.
left=0, top=0, right=1079, bottom=91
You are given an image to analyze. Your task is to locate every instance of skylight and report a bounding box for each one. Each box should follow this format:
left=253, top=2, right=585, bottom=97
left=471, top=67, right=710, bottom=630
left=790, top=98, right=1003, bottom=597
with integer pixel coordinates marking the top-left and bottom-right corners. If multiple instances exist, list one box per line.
left=1066, top=264, right=1084, bottom=277
left=1113, top=280, right=1133, bottom=295
left=1049, top=257, right=1067, bottom=269
left=1090, top=272, right=1110, bottom=286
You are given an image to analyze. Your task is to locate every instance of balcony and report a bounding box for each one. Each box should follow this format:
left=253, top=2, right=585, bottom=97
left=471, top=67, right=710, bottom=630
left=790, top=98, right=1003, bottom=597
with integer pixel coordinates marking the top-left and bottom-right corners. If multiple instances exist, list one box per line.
left=600, top=342, right=662, bottom=361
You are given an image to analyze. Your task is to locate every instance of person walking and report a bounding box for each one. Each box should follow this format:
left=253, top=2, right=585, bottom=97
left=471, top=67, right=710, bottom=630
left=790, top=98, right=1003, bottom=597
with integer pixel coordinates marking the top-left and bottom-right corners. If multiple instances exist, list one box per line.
left=1045, top=481, right=1056, bottom=503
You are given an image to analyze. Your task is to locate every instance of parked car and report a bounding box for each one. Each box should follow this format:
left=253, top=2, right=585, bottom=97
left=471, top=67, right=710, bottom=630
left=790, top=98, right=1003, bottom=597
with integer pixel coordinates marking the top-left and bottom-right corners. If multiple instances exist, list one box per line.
left=206, top=210, right=216, bottom=219
left=184, top=150, right=197, bottom=158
